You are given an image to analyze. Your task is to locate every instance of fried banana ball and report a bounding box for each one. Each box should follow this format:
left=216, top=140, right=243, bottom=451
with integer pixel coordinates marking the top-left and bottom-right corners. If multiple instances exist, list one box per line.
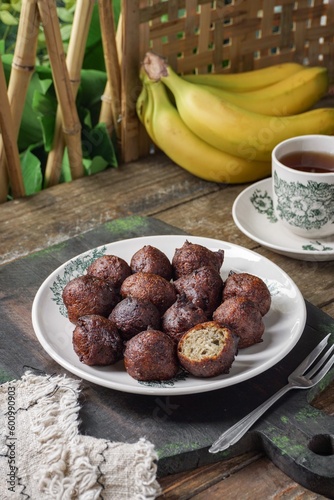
left=177, top=321, right=239, bottom=377
left=62, top=275, right=120, bottom=324
left=72, top=315, right=123, bottom=366
left=124, top=329, right=179, bottom=381
left=172, top=240, right=224, bottom=279
left=213, top=296, right=265, bottom=349
left=223, top=272, right=271, bottom=316
left=120, top=272, right=176, bottom=314
left=86, top=254, right=131, bottom=290
left=109, top=297, right=161, bottom=340
left=174, top=266, right=223, bottom=318
left=130, top=245, right=173, bottom=281
left=162, top=294, right=207, bottom=343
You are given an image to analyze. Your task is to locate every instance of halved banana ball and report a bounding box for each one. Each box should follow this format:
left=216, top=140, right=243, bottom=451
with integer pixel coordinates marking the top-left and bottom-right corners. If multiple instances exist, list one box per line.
left=177, top=321, right=239, bottom=377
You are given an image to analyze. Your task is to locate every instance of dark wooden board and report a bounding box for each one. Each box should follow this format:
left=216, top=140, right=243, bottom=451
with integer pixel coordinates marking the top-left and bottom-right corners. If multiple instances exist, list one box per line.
left=1, top=216, right=333, bottom=498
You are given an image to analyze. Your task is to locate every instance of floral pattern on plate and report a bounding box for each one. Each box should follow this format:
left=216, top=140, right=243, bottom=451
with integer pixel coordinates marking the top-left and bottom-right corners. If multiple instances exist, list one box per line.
left=32, top=235, right=306, bottom=395
left=50, top=245, right=108, bottom=317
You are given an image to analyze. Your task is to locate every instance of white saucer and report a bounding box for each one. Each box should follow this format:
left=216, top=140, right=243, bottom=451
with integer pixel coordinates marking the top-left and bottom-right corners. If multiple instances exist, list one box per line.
left=232, top=178, right=334, bottom=261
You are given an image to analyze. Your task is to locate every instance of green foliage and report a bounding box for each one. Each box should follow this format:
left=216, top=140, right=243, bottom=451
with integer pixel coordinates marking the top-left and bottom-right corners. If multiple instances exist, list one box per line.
left=21, top=148, right=43, bottom=196
left=1, top=0, right=122, bottom=200
left=82, top=5, right=105, bottom=72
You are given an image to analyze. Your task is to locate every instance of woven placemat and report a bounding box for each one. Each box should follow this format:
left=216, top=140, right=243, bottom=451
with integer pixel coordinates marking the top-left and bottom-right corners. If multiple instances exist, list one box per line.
left=0, top=371, right=161, bottom=499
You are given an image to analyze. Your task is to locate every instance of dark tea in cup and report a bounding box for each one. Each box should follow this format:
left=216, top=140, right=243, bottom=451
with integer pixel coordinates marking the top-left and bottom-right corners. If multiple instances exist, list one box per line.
left=279, top=151, right=334, bottom=173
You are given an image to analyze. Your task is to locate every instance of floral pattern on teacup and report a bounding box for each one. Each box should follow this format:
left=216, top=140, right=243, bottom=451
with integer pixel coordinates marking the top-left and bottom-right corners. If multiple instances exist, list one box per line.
left=273, top=171, right=334, bottom=231
left=249, top=186, right=334, bottom=253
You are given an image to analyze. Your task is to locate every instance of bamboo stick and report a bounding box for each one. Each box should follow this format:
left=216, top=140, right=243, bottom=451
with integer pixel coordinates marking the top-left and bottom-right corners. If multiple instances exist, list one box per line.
left=0, top=58, right=25, bottom=199
left=98, top=0, right=122, bottom=140
left=0, top=0, right=39, bottom=203
left=44, top=0, right=95, bottom=187
left=99, top=11, right=123, bottom=136
left=120, top=1, right=141, bottom=162
left=37, top=0, right=84, bottom=181
left=0, top=135, right=9, bottom=203
left=99, top=81, right=114, bottom=137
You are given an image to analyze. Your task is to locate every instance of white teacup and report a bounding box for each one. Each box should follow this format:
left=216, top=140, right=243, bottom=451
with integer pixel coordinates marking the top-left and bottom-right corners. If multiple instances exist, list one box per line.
left=272, top=135, right=334, bottom=238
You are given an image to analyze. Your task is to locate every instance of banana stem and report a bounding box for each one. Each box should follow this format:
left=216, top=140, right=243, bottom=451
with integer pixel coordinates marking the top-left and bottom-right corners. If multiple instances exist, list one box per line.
left=143, top=52, right=168, bottom=81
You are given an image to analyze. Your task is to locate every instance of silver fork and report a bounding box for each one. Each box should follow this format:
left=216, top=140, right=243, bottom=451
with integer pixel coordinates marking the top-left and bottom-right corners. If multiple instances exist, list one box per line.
left=210, top=333, right=334, bottom=454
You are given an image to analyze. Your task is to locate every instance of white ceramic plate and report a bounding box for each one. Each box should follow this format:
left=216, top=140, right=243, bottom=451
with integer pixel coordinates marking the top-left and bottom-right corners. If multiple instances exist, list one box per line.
left=32, top=235, right=306, bottom=395
left=233, top=178, right=334, bottom=261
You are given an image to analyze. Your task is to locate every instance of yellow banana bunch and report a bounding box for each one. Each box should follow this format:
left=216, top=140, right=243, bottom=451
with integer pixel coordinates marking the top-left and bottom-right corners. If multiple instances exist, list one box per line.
left=198, top=66, right=329, bottom=116
left=136, top=86, right=146, bottom=124
left=137, top=52, right=334, bottom=182
left=142, top=52, right=334, bottom=163
left=139, top=78, right=271, bottom=183
left=182, top=62, right=305, bottom=92
left=136, top=82, right=156, bottom=142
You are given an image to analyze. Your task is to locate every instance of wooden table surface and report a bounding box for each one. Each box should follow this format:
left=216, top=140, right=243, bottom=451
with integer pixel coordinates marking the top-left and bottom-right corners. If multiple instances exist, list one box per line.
left=1, top=152, right=333, bottom=499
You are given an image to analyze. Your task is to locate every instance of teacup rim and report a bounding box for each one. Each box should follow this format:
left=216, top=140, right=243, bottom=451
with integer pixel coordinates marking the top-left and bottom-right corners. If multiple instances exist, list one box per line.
left=272, top=134, right=334, bottom=178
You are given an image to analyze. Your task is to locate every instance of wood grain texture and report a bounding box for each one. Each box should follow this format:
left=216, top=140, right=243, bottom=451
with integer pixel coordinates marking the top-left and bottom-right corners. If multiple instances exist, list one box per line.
left=0, top=154, right=220, bottom=264
left=1, top=216, right=333, bottom=497
left=158, top=455, right=329, bottom=500
left=1, top=153, right=333, bottom=318
left=1, top=153, right=333, bottom=499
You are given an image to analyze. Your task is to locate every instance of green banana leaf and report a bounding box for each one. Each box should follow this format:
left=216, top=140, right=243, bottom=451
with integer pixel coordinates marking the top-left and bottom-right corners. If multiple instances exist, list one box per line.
left=82, top=5, right=105, bottom=72
left=82, top=122, right=118, bottom=167
left=61, top=148, right=112, bottom=183
left=2, top=53, right=117, bottom=195
left=20, top=148, right=43, bottom=196
left=2, top=55, right=46, bottom=150
left=32, top=83, right=57, bottom=152
left=77, top=69, right=108, bottom=126
left=1, top=0, right=121, bottom=198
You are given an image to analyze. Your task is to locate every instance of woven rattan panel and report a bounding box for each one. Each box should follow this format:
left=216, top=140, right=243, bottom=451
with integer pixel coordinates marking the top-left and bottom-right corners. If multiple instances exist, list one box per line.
left=138, top=0, right=334, bottom=74
left=121, top=0, right=334, bottom=161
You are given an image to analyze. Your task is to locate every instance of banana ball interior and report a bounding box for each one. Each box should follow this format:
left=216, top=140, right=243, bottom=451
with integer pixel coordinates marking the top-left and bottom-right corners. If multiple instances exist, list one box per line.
left=177, top=321, right=239, bottom=378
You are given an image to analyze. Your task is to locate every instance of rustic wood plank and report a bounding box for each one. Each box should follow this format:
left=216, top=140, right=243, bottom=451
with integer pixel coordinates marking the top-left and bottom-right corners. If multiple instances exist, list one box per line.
left=189, top=457, right=328, bottom=500
left=0, top=154, right=222, bottom=265
left=1, top=216, right=333, bottom=496
left=1, top=151, right=334, bottom=499
left=1, top=152, right=333, bottom=319
left=158, top=455, right=328, bottom=499
left=312, top=382, right=334, bottom=416
left=158, top=451, right=263, bottom=499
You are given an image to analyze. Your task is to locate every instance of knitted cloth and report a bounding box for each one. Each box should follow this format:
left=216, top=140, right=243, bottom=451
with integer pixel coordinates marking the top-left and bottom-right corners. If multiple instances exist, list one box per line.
left=0, top=371, right=161, bottom=499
